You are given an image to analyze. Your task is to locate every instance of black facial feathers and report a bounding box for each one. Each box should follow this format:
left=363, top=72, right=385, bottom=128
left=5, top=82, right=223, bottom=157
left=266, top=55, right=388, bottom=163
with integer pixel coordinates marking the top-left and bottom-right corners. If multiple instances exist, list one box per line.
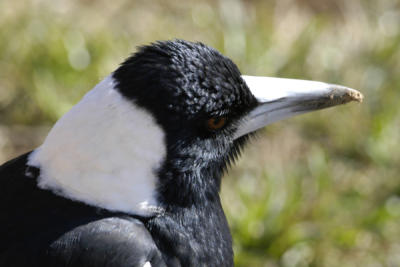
left=113, top=40, right=257, bottom=207
left=113, top=40, right=256, bottom=123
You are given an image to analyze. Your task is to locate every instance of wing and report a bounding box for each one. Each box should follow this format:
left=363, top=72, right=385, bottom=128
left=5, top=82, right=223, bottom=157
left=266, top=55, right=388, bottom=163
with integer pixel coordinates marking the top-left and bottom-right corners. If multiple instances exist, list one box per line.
left=1, top=216, right=167, bottom=267
left=43, top=217, right=167, bottom=267
left=0, top=154, right=167, bottom=267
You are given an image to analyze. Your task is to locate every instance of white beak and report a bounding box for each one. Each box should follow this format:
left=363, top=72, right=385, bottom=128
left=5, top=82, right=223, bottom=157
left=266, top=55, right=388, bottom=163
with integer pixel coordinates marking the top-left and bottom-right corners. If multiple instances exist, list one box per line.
left=234, top=75, right=363, bottom=139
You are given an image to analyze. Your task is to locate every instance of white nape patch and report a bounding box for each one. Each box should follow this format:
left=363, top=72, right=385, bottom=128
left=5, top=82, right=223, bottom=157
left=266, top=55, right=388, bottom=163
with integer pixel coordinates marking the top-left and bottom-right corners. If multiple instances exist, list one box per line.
left=143, top=262, right=151, bottom=267
left=28, top=75, right=166, bottom=216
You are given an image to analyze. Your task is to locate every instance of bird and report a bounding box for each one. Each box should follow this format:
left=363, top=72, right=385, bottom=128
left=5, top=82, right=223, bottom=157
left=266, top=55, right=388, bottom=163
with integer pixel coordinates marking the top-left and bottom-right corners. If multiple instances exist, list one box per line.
left=0, top=39, right=362, bottom=267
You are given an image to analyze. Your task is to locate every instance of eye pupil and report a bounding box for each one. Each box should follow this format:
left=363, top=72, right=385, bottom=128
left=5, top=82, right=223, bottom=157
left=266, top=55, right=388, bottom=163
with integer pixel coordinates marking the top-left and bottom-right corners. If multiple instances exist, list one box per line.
left=207, top=117, right=227, bottom=131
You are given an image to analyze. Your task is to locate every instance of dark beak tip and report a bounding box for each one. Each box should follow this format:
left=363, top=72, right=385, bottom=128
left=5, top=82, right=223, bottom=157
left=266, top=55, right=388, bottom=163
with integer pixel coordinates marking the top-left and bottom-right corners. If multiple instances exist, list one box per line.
left=330, top=86, right=364, bottom=105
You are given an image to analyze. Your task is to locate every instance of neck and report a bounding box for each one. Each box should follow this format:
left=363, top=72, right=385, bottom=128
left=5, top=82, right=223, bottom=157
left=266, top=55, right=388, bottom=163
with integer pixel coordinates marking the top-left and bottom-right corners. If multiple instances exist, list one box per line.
left=148, top=195, right=233, bottom=266
left=157, top=156, right=224, bottom=207
left=147, top=159, right=232, bottom=265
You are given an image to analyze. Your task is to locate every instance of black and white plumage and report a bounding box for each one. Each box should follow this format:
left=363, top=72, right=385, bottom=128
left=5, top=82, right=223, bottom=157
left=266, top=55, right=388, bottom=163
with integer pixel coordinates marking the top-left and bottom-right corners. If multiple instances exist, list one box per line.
left=0, top=40, right=362, bottom=267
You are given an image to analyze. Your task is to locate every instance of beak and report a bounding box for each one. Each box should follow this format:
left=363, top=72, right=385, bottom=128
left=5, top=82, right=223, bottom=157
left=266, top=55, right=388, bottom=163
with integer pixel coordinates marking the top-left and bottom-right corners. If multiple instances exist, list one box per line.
left=234, top=75, right=363, bottom=139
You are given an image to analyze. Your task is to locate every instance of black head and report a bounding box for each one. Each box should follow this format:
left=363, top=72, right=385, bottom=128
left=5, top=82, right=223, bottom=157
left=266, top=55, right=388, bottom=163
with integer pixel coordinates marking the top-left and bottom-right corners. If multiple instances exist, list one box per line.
left=113, top=40, right=257, bottom=206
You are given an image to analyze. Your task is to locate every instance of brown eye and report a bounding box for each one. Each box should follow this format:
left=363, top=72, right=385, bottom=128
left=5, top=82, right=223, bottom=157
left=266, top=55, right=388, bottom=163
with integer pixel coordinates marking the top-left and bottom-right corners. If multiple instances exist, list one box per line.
left=206, top=117, right=227, bottom=131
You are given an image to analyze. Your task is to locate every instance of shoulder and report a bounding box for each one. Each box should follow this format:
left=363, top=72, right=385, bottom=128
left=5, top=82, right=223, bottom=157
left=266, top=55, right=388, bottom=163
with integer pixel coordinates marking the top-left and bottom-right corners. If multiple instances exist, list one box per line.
left=1, top=216, right=167, bottom=267
left=45, top=216, right=167, bottom=267
left=0, top=152, right=32, bottom=177
left=0, top=151, right=39, bottom=196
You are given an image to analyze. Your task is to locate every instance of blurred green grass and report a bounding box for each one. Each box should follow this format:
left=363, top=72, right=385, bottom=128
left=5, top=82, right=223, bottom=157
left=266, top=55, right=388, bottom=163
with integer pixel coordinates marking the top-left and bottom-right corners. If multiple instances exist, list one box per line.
left=1, top=0, right=400, bottom=266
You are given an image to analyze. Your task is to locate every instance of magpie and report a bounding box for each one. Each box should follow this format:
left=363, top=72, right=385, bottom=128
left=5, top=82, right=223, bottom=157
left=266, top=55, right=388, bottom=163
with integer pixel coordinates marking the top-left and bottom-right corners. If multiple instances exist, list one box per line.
left=0, top=40, right=362, bottom=267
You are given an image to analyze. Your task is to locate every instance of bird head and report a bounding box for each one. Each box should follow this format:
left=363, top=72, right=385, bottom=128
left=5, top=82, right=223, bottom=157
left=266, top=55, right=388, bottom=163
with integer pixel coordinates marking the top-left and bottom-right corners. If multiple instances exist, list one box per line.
left=29, top=40, right=362, bottom=216
left=113, top=40, right=362, bottom=208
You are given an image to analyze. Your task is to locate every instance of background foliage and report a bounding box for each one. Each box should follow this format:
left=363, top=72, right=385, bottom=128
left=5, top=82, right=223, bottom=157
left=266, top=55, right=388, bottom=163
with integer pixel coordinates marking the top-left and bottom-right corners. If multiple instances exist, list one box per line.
left=1, top=0, right=399, bottom=266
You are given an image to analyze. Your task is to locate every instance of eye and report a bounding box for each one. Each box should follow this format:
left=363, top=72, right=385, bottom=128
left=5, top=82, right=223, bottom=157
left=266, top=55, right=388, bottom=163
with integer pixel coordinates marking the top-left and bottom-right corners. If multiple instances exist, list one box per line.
left=206, top=117, right=227, bottom=131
